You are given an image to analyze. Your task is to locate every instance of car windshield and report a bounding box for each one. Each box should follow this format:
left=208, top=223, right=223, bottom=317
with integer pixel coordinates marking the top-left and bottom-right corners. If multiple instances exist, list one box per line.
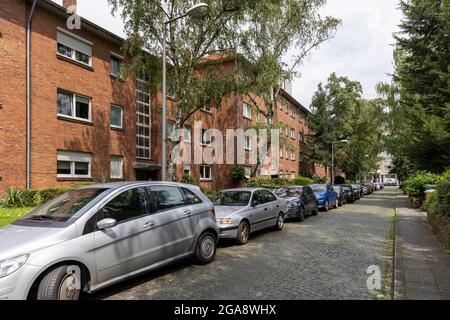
left=343, top=186, right=351, bottom=191
left=333, top=186, right=341, bottom=192
left=213, top=191, right=251, bottom=206
left=21, top=188, right=107, bottom=223
left=274, top=187, right=302, bottom=197
left=310, top=185, right=326, bottom=193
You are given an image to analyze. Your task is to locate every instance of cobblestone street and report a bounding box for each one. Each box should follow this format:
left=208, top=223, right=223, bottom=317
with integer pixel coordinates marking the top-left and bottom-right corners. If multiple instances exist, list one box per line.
left=90, top=188, right=397, bottom=300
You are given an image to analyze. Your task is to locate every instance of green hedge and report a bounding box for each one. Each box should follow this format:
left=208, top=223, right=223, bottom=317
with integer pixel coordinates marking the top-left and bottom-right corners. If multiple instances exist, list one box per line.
left=248, top=176, right=316, bottom=189
left=435, top=176, right=450, bottom=219
left=404, top=171, right=440, bottom=207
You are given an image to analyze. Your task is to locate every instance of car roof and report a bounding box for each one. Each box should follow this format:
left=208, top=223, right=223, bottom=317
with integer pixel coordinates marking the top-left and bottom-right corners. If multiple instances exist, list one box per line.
left=220, top=188, right=266, bottom=192
left=78, top=181, right=198, bottom=190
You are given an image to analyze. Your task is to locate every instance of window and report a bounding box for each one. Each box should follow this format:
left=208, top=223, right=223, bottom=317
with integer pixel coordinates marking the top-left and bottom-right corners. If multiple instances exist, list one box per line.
left=243, top=103, right=252, bottom=119
left=110, top=105, right=123, bottom=129
left=280, top=148, right=284, bottom=159
left=102, top=188, right=148, bottom=222
left=167, top=121, right=175, bottom=139
left=110, top=53, right=123, bottom=77
left=56, top=29, right=92, bottom=66
left=252, top=191, right=265, bottom=205
left=200, top=165, right=212, bottom=180
left=262, top=190, right=276, bottom=203
left=136, top=78, right=151, bottom=159
left=201, top=129, right=212, bottom=146
left=202, top=98, right=212, bottom=112
left=57, top=151, right=91, bottom=178
left=183, top=164, right=191, bottom=176
left=183, top=125, right=192, bottom=143
left=181, top=188, right=202, bottom=204
left=285, top=149, right=289, bottom=159
left=57, top=90, right=91, bottom=122
left=151, top=186, right=186, bottom=211
left=244, top=166, right=252, bottom=177
left=290, top=128, right=295, bottom=139
left=291, top=151, right=295, bottom=160
left=299, top=131, right=305, bottom=143
left=244, top=135, right=252, bottom=151
left=110, top=156, right=123, bottom=179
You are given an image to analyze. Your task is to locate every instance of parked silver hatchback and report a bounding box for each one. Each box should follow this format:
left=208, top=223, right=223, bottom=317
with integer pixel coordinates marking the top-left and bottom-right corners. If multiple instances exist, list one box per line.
left=213, top=188, right=288, bottom=245
left=0, top=182, right=219, bottom=300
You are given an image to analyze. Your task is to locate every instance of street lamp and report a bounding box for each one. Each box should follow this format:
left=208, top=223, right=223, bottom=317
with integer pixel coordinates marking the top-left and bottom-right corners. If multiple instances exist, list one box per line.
left=161, top=3, right=209, bottom=181
left=331, top=139, right=349, bottom=185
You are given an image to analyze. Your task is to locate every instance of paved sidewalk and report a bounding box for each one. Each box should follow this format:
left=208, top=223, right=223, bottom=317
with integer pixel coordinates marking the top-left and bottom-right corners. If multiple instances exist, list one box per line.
left=394, top=193, right=450, bottom=300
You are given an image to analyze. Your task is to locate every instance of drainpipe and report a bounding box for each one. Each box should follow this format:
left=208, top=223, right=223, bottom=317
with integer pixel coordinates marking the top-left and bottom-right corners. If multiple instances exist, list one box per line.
left=26, top=0, right=38, bottom=190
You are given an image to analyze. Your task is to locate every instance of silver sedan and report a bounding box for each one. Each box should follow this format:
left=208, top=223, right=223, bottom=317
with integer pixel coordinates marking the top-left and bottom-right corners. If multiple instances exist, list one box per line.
left=0, top=182, right=218, bottom=300
left=212, top=188, right=288, bottom=245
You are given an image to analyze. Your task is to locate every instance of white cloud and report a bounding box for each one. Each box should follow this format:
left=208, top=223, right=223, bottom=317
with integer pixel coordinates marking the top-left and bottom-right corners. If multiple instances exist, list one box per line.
left=52, top=0, right=402, bottom=107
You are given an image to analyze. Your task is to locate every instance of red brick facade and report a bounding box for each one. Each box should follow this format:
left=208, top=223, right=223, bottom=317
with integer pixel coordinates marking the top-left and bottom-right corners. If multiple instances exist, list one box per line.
left=0, top=0, right=319, bottom=196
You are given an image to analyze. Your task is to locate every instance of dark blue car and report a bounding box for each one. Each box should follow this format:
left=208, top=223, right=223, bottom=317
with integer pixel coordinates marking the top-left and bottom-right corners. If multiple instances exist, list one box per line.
left=309, top=184, right=338, bottom=211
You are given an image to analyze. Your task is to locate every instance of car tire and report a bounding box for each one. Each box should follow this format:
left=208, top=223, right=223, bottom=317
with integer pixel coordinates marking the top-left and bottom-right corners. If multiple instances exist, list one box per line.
left=297, top=206, right=305, bottom=222
left=311, top=208, right=319, bottom=216
left=194, top=231, right=217, bottom=265
left=324, top=200, right=329, bottom=212
left=274, top=213, right=284, bottom=231
left=37, top=265, right=81, bottom=300
left=236, top=221, right=250, bottom=245
left=334, top=198, right=339, bottom=208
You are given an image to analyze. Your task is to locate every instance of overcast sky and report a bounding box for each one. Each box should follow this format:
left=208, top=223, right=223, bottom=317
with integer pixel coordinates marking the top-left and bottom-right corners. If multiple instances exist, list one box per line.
left=53, top=0, right=402, bottom=107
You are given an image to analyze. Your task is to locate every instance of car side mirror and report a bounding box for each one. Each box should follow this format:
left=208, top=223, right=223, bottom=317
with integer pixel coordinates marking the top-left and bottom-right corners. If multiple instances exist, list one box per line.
left=97, top=218, right=117, bottom=230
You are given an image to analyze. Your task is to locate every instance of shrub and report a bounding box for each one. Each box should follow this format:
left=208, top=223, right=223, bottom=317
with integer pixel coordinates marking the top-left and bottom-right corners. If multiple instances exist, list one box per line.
left=435, top=176, right=450, bottom=219
left=423, top=191, right=438, bottom=215
left=1, top=187, right=26, bottom=208
left=231, top=165, right=246, bottom=184
left=404, top=171, right=440, bottom=207
left=181, top=173, right=195, bottom=184
left=293, top=176, right=314, bottom=186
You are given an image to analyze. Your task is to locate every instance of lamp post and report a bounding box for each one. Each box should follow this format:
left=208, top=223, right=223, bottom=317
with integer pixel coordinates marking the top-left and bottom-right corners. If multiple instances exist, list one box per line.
left=161, top=3, right=209, bottom=181
left=331, top=139, right=349, bottom=185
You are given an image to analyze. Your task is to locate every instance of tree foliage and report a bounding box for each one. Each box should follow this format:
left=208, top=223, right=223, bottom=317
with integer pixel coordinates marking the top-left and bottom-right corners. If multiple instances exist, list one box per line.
left=378, top=0, right=450, bottom=174
left=306, top=73, right=384, bottom=181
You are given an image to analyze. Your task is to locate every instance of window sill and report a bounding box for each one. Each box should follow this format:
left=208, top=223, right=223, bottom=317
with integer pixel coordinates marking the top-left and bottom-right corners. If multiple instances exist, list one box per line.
left=58, top=115, right=94, bottom=126
left=200, top=179, right=212, bottom=182
left=57, top=54, right=93, bottom=71
left=243, top=116, right=252, bottom=121
left=110, top=74, right=125, bottom=82
left=111, top=126, right=124, bottom=132
left=57, top=177, right=93, bottom=182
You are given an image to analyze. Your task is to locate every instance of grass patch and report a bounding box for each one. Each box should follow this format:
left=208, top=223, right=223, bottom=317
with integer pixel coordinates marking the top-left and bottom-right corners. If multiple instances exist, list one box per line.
left=375, top=208, right=396, bottom=300
left=0, top=207, right=35, bottom=228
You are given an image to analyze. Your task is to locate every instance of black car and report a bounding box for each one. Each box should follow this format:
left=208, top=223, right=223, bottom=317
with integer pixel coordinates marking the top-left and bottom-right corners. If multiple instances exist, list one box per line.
left=342, top=184, right=357, bottom=203
left=273, top=185, right=318, bottom=221
left=351, top=184, right=362, bottom=200
left=332, top=185, right=347, bottom=206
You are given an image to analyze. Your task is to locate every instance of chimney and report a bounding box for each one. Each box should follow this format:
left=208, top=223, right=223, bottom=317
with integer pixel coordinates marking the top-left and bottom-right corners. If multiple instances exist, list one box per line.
left=63, top=0, right=77, bottom=11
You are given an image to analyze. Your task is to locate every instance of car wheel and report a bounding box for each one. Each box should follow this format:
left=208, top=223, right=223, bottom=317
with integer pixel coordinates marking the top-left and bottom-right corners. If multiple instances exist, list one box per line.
left=311, top=208, right=319, bottom=216
left=37, top=265, right=81, bottom=300
left=297, top=206, right=305, bottom=222
left=194, top=231, right=217, bottom=265
left=334, top=198, right=339, bottom=208
left=274, top=213, right=284, bottom=231
left=324, top=200, right=329, bottom=212
left=236, top=221, right=250, bottom=245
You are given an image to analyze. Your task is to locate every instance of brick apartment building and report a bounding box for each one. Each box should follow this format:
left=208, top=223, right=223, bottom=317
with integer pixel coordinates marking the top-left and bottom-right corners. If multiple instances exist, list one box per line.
left=0, top=0, right=324, bottom=196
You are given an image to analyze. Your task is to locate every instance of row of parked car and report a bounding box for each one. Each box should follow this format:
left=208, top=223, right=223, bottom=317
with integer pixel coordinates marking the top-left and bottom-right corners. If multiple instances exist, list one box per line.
left=0, top=180, right=384, bottom=300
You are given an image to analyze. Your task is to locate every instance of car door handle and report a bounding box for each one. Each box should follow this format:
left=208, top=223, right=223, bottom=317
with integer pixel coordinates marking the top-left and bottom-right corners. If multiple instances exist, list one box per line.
left=144, top=220, right=155, bottom=228
left=183, top=210, right=192, bottom=215
left=276, top=205, right=279, bottom=208
left=264, top=208, right=268, bottom=211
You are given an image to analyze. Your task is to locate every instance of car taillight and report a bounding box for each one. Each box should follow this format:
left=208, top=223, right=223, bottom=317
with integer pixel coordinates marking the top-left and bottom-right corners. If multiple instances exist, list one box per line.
left=211, top=207, right=215, bottom=219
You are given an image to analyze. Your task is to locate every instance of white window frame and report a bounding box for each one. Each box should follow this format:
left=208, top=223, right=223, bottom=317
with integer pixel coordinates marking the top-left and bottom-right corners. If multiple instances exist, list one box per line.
left=290, top=128, right=295, bottom=139
left=110, top=156, right=123, bottom=179
left=56, top=28, right=93, bottom=67
left=57, top=151, right=91, bottom=178
left=57, top=90, right=92, bottom=122
left=110, top=52, right=124, bottom=77
left=110, top=104, right=123, bottom=129
left=291, top=150, right=295, bottom=160
left=244, top=135, right=252, bottom=151
left=136, top=78, right=151, bottom=159
left=200, top=165, right=212, bottom=181
left=243, top=103, right=252, bottom=119
left=201, top=129, right=212, bottom=147
left=183, top=125, right=192, bottom=143
left=183, top=164, right=192, bottom=176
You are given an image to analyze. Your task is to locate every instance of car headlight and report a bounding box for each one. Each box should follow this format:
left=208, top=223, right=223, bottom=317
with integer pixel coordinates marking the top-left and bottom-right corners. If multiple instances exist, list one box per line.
left=289, top=202, right=299, bottom=207
left=0, top=254, right=29, bottom=278
left=216, top=218, right=232, bottom=225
